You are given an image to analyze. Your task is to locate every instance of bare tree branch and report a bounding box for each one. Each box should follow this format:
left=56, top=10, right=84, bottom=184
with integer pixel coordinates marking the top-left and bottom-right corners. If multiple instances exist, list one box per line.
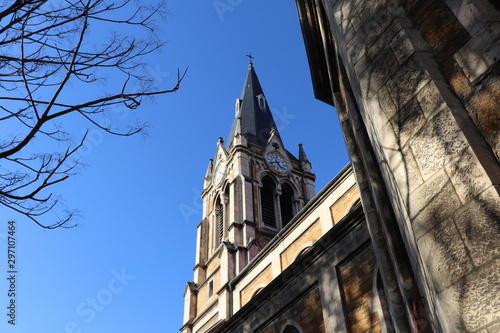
left=0, top=0, right=185, bottom=228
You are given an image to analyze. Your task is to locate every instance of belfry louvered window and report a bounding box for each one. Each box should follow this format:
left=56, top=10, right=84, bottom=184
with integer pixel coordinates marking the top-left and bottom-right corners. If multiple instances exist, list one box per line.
left=261, top=177, right=276, bottom=228
left=215, top=197, right=224, bottom=245
left=280, top=183, right=294, bottom=227
left=218, top=202, right=224, bottom=244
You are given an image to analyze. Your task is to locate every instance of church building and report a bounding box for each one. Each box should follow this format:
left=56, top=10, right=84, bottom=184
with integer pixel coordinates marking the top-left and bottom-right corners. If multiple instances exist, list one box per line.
left=180, top=61, right=365, bottom=333
left=182, top=1, right=500, bottom=331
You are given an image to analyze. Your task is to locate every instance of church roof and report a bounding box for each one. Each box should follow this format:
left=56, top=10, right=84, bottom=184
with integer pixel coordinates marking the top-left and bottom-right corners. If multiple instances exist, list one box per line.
left=227, top=62, right=277, bottom=147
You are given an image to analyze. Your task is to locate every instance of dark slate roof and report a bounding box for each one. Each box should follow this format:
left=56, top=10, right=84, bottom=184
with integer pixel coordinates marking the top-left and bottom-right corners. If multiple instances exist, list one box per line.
left=227, top=63, right=277, bottom=147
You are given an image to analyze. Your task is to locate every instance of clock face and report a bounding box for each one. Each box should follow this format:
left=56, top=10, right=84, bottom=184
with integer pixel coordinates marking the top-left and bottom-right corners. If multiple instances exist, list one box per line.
left=266, top=153, right=289, bottom=173
left=213, top=161, right=226, bottom=185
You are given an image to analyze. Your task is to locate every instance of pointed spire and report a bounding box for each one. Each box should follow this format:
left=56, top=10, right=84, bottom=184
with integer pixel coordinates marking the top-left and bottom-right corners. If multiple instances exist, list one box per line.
left=298, top=144, right=309, bottom=162
left=205, top=159, right=214, bottom=179
left=299, top=144, right=312, bottom=172
left=235, top=117, right=242, bottom=135
left=227, top=61, right=277, bottom=147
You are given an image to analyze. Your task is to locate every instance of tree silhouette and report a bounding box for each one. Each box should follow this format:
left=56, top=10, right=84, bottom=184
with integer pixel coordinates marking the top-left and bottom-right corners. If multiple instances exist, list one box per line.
left=0, top=0, right=186, bottom=228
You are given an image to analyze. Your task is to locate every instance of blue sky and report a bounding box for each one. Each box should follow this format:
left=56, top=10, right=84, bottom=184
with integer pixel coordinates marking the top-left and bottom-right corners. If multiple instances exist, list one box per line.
left=0, top=1, right=349, bottom=332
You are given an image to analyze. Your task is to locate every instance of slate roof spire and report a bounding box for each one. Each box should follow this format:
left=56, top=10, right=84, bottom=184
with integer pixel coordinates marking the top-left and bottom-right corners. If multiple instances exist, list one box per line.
left=227, top=61, right=277, bottom=147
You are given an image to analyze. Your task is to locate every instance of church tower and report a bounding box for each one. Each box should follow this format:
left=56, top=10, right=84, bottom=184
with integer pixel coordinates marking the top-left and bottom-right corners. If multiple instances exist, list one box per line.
left=181, top=61, right=316, bottom=332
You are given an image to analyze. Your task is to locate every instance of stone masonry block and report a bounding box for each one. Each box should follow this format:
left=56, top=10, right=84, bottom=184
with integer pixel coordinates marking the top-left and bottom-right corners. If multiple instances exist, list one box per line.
left=445, top=146, right=491, bottom=203
left=357, top=47, right=399, bottom=100
left=347, top=27, right=368, bottom=65
left=388, top=97, right=426, bottom=147
left=414, top=51, right=445, bottom=81
left=409, top=171, right=462, bottom=238
left=357, top=6, right=394, bottom=51
left=388, top=146, right=424, bottom=204
left=442, top=0, right=490, bottom=36
left=375, top=84, right=398, bottom=119
left=366, top=20, right=402, bottom=62
left=410, top=109, right=469, bottom=180
left=437, top=258, right=500, bottom=332
left=466, top=73, right=500, bottom=161
left=417, top=218, right=474, bottom=292
left=394, top=27, right=431, bottom=63
left=364, top=95, right=391, bottom=138
left=416, top=80, right=446, bottom=119
left=453, top=186, right=500, bottom=267
left=386, top=55, right=429, bottom=110
left=416, top=78, right=464, bottom=121
left=333, top=0, right=355, bottom=36
left=454, top=22, right=500, bottom=84
left=370, top=119, right=399, bottom=166
left=347, top=0, right=380, bottom=33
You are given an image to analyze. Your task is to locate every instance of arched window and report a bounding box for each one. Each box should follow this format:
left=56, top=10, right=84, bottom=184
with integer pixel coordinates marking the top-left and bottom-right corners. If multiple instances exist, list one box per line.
left=260, top=177, right=276, bottom=228
left=251, top=286, right=265, bottom=299
left=349, top=197, right=361, bottom=212
left=280, top=183, right=295, bottom=227
left=294, top=246, right=311, bottom=262
left=257, top=94, right=266, bottom=109
left=215, top=196, right=224, bottom=245
left=282, top=324, right=301, bottom=333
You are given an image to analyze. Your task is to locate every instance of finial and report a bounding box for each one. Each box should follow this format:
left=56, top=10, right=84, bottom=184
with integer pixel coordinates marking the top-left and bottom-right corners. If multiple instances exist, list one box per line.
left=246, top=52, right=254, bottom=68
left=299, top=143, right=310, bottom=164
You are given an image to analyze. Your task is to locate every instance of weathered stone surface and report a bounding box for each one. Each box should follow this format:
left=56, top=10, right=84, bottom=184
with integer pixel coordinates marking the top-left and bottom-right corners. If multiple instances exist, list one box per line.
left=437, top=258, right=500, bottom=332
left=466, top=72, right=500, bottom=162
left=386, top=55, right=429, bottom=109
left=453, top=186, right=500, bottom=267
left=388, top=146, right=424, bottom=203
left=296, top=0, right=500, bottom=332
left=375, top=85, right=398, bottom=119
left=345, top=0, right=370, bottom=35
left=357, top=48, right=399, bottom=100
left=414, top=51, right=445, bottom=81
left=333, top=0, right=357, bottom=37
left=445, top=147, right=491, bottom=203
left=454, top=22, right=500, bottom=83
left=485, top=320, right=500, bottom=333
left=339, top=245, right=382, bottom=333
left=409, top=171, right=462, bottom=238
left=404, top=0, right=471, bottom=65
left=256, top=287, right=326, bottom=333
left=347, top=28, right=369, bottom=65
left=410, top=109, right=469, bottom=180
left=360, top=16, right=391, bottom=49
left=390, top=28, right=430, bottom=65
left=388, top=97, right=426, bottom=147
left=366, top=20, right=402, bottom=62
left=442, top=0, right=491, bottom=36
left=417, top=218, right=474, bottom=292
left=415, top=80, right=448, bottom=119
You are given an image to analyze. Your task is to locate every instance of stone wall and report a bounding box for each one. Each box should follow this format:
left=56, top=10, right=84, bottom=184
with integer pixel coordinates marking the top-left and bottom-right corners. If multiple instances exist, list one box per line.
left=311, top=0, right=500, bottom=331
left=214, top=206, right=378, bottom=333
left=183, top=166, right=361, bottom=333
left=338, top=244, right=382, bottom=333
left=256, top=287, right=326, bottom=333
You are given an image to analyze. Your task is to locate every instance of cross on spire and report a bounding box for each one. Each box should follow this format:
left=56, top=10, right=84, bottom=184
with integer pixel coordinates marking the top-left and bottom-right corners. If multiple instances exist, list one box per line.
left=246, top=52, right=254, bottom=67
